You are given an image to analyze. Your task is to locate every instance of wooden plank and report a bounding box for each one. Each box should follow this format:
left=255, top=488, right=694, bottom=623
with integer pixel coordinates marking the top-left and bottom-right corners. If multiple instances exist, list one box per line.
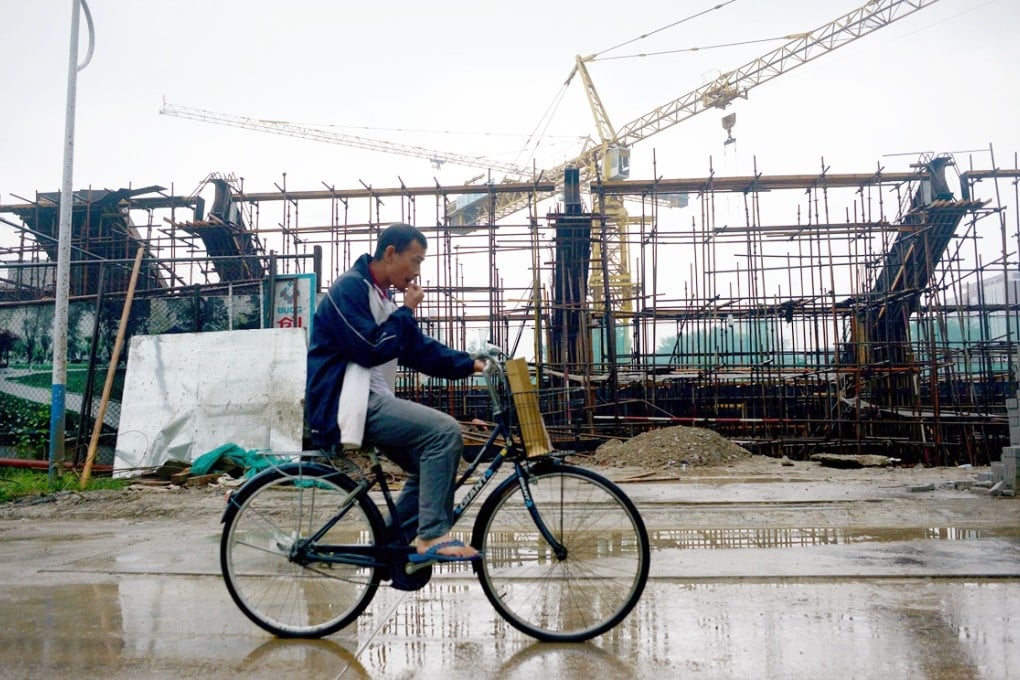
left=170, top=467, right=193, bottom=485
left=184, top=473, right=223, bottom=487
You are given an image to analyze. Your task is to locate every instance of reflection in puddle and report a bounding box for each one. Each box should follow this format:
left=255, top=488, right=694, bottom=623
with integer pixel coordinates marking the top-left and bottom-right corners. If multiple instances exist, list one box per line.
left=651, top=526, right=1016, bottom=550
left=236, top=638, right=369, bottom=678
left=0, top=576, right=1015, bottom=678
left=617, top=580, right=1017, bottom=680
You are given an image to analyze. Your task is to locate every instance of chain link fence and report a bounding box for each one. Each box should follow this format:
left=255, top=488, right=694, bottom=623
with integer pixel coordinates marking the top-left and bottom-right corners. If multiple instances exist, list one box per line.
left=0, top=283, right=263, bottom=464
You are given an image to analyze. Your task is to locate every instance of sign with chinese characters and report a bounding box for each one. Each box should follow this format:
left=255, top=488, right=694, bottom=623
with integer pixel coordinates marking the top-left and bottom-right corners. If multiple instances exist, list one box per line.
left=269, top=273, right=316, bottom=333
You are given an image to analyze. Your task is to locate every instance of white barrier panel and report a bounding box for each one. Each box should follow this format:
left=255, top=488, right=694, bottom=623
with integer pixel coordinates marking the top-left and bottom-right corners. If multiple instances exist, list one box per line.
left=114, top=328, right=306, bottom=477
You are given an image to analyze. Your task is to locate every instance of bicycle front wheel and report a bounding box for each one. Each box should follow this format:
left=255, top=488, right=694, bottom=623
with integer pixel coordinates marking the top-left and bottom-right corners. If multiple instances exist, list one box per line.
left=221, top=462, right=384, bottom=638
left=473, top=463, right=650, bottom=641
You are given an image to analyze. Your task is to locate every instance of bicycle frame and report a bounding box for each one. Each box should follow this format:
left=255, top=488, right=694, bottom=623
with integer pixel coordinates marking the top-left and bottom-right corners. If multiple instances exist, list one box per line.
left=294, top=355, right=570, bottom=569
left=451, top=420, right=570, bottom=560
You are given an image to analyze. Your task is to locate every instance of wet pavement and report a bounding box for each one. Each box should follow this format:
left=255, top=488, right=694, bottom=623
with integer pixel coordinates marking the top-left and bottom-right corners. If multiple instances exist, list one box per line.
left=1, top=469, right=1018, bottom=679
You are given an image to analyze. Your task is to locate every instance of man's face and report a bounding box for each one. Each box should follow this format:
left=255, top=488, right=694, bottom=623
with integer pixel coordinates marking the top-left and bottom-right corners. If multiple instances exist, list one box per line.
left=384, top=240, right=426, bottom=291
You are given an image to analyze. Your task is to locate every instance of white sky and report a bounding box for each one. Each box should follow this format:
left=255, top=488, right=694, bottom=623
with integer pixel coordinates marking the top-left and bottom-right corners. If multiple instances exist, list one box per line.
left=2, top=0, right=1017, bottom=201
left=2, top=0, right=1018, bottom=360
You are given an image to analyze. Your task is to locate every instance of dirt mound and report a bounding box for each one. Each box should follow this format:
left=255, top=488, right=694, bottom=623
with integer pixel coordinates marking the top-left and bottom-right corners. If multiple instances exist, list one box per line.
left=589, top=425, right=752, bottom=469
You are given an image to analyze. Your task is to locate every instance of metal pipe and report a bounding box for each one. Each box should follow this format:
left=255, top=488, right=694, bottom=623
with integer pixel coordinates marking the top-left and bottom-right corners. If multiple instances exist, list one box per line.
left=0, top=458, right=111, bottom=473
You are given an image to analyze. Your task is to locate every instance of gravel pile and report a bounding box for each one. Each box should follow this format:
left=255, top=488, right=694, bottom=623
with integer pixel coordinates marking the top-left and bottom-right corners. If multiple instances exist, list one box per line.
left=587, top=425, right=752, bottom=469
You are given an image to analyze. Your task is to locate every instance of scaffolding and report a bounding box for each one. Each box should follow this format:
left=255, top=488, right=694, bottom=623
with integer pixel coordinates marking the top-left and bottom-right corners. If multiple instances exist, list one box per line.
left=1, top=152, right=1017, bottom=465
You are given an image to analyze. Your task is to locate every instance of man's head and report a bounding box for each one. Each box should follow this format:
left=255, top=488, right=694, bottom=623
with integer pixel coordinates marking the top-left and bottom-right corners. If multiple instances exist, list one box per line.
left=371, top=223, right=428, bottom=292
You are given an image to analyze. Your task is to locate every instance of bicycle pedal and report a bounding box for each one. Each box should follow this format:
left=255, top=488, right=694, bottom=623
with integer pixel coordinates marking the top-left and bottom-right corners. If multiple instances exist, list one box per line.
left=404, top=560, right=435, bottom=574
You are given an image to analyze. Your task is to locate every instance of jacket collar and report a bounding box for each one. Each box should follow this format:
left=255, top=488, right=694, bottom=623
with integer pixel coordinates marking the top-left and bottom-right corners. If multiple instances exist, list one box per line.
left=353, top=252, right=373, bottom=278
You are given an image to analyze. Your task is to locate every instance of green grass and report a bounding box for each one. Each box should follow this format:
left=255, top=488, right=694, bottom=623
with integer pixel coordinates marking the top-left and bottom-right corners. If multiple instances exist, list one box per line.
left=0, top=468, right=127, bottom=504
left=8, top=367, right=115, bottom=395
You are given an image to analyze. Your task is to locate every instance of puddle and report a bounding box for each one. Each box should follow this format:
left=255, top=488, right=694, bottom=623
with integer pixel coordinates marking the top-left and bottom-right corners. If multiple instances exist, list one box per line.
left=650, top=526, right=1020, bottom=550
left=0, top=575, right=1015, bottom=678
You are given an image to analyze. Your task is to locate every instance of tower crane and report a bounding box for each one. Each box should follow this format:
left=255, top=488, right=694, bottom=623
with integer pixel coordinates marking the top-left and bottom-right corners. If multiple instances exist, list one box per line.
left=159, top=100, right=532, bottom=177
left=448, top=0, right=940, bottom=354
left=462, top=0, right=941, bottom=224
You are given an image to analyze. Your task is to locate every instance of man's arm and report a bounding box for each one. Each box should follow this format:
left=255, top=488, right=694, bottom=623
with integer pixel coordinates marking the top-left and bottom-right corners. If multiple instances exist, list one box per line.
left=399, top=328, right=477, bottom=379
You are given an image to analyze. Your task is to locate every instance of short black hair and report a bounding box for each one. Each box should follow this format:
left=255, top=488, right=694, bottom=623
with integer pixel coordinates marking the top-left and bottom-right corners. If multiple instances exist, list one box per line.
left=374, top=223, right=427, bottom=260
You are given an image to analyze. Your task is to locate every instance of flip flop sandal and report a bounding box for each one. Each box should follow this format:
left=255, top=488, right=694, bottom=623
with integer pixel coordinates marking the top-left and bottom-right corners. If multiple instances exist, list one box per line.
left=408, top=539, right=481, bottom=564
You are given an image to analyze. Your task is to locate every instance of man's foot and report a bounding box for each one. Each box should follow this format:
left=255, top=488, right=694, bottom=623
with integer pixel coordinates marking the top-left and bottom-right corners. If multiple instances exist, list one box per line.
left=411, top=534, right=480, bottom=563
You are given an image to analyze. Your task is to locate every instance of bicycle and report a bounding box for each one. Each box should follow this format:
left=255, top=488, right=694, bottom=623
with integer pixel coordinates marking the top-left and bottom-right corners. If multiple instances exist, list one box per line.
left=219, top=350, right=650, bottom=642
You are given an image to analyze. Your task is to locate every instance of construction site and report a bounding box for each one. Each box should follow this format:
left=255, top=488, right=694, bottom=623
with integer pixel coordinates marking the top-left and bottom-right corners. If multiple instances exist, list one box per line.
left=1, top=146, right=1017, bottom=467
left=4, top=2, right=1020, bottom=678
left=1, top=0, right=1018, bottom=469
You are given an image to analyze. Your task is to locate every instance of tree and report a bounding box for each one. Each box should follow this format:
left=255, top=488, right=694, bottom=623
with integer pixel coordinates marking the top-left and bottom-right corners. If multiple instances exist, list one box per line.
left=201, top=296, right=230, bottom=331
left=231, top=294, right=261, bottom=330
left=0, top=328, right=16, bottom=368
left=66, top=301, right=89, bottom=362
left=20, top=305, right=53, bottom=368
left=655, top=334, right=679, bottom=366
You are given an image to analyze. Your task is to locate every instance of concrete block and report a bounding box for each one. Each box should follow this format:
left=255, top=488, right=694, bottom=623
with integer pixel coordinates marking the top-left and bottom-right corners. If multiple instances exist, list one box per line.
left=1011, top=426, right=1020, bottom=445
left=1007, top=398, right=1019, bottom=410
left=1001, top=450, right=1019, bottom=493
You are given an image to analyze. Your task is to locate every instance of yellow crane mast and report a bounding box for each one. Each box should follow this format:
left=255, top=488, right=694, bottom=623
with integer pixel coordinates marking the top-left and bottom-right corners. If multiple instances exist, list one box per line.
left=449, top=0, right=940, bottom=357
left=462, top=0, right=942, bottom=225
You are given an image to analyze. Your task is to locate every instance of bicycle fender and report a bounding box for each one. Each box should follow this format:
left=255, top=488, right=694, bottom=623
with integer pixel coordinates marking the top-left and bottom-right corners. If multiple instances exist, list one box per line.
left=219, top=460, right=357, bottom=524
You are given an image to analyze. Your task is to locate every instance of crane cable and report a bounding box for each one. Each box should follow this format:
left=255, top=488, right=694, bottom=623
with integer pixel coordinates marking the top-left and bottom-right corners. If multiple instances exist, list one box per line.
left=513, top=2, right=756, bottom=173
left=596, top=33, right=804, bottom=60
left=513, top=4, right=742, bottom=171
left=591, top=0, right=738, bottom=59
left=591, top=0, right=985, bottom=61
left=511, top=81, right=574, bottom=175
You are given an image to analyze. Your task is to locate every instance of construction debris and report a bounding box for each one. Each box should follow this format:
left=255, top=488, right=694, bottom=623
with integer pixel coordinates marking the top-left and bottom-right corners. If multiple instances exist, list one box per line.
left=809, top=453, right=899, bottom=469
left=589, top=426, right=753, bottom=469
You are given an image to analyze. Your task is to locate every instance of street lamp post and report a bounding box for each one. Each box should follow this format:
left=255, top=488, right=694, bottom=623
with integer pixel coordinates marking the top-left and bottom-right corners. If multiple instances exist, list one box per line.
left=49, top=0, right=94, bottom=481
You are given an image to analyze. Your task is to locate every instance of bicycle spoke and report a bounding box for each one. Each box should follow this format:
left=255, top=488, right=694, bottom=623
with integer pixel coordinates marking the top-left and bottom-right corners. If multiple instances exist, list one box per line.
left=221, top=463, right=383, bottom=638
left=476, top=466, right=649, bottom=641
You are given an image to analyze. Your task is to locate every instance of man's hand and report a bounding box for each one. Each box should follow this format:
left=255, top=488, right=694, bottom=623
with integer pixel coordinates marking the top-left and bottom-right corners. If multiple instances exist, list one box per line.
left=404, top=282, right=424, bottom=311
left=473, top=359, right=486, bottom=373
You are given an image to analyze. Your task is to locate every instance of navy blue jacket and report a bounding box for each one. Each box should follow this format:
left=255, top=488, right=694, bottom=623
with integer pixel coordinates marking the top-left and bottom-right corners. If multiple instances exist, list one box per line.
left=305, top=253, right=475, bottom=447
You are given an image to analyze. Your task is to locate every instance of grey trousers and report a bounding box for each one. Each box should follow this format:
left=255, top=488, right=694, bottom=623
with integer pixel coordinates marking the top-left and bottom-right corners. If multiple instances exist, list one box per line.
left=364, top=390, right=463, bottom=541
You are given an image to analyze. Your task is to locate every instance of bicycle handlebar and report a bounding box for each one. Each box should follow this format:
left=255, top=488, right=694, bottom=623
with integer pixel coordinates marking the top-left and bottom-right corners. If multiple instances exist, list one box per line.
left=472, top=346, right=508, bottom=415
left=470, top=342, right=506, bottom=363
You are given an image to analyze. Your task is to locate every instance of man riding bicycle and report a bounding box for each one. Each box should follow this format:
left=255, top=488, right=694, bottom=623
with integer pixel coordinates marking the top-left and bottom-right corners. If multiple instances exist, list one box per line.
left=305, top=222, right=483, bottom=563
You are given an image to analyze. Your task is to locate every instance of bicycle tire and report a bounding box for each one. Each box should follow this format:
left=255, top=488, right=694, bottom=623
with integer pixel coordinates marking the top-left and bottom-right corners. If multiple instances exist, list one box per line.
left=472, top=462, right=650, bottom=642
left=220, top=461, right=384, bottom=638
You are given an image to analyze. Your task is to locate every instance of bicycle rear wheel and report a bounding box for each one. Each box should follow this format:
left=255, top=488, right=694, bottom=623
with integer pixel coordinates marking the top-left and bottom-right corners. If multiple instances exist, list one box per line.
left=220, top=462, right=384, bottom=638
left=472, top=463, right=650, bottom=641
